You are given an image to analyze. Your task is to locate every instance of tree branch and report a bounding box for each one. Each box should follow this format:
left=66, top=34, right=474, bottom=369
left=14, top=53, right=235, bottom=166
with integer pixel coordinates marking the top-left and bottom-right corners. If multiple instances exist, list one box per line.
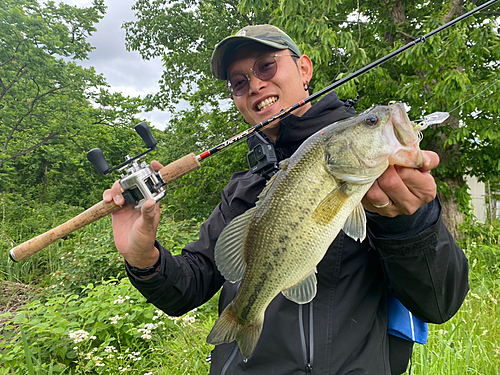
left=322, top=0, right=331, bottom=18
left=224, top=0, right=252, bottom=25
left=4, top=132, right=60, bottom=161
left=2, top=83, right=70, bottom=153
left=442, top=0, right=464, bottom=24
left=0, top=64, right=29, bottom=103
left=0, top=41, right=22, bottom=68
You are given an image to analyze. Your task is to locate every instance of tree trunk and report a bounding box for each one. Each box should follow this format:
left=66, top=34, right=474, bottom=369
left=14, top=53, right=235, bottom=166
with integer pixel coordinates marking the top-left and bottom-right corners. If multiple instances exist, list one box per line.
left=424, top=115, right=464, bottom=241
left=437, top=180, right=464, bottom=241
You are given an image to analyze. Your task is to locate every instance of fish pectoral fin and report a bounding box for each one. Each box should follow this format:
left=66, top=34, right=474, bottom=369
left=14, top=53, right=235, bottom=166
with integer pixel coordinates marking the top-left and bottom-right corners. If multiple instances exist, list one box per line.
left=312, top=185, right=350, bottom=226
left=214, top=207, right=255, bottom=282
left=281, top=270, right=317, bottom=304
left=342, top=202, right=367, bottom=242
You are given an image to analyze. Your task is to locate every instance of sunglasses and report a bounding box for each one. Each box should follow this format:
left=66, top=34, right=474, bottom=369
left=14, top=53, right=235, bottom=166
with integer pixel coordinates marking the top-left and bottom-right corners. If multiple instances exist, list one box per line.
left=227, top=53, right=298, bottom=97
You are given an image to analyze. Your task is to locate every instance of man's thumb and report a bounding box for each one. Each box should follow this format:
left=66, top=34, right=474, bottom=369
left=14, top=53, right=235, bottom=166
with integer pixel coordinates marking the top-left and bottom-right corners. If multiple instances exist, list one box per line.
left=141, top=199, right=157, bottom=224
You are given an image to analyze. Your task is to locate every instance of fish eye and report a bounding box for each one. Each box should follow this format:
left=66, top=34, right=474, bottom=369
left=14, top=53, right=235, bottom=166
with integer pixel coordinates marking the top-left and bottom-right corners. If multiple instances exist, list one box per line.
left=365, top=115, right=379, bottom=126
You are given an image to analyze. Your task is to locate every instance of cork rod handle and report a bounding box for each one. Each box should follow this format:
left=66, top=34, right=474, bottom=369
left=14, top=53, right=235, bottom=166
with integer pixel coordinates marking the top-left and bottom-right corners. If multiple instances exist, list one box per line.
left=10, top=153, right=201, bottom=262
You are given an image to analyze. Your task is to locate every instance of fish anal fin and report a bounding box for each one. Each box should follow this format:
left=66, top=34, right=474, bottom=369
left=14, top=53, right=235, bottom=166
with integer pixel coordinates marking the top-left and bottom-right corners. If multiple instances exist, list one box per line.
left=214, top=208, right=255, bottom=282
left=206, top=304, right=239, bottom=345
left=282, top=270, right=317, bottom=304
left=312, top=185, right=350, bottom=226
left=342, top=202, right=367, bottom=242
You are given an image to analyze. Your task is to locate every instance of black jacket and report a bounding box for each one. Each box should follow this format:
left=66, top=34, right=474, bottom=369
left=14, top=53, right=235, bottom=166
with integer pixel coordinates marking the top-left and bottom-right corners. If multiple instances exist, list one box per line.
left=127, top=92, right=469, bottom=374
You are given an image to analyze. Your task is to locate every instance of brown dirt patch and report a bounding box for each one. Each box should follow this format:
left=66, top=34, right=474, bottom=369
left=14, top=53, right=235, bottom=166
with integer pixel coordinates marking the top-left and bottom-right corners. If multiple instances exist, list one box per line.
left=0, top=280, right=33, bottom=320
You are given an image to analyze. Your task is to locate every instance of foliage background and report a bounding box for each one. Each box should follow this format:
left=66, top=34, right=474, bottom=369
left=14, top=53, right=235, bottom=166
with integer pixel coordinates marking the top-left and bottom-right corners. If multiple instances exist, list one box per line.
left=0, top=0, right=499, bottom=374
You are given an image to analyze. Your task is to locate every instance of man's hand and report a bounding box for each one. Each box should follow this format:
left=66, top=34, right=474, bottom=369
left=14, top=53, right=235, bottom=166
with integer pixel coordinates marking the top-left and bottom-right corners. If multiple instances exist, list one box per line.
left=363, top=151, right=439, bottom=217
left=103, top=160, right=164, bottom=268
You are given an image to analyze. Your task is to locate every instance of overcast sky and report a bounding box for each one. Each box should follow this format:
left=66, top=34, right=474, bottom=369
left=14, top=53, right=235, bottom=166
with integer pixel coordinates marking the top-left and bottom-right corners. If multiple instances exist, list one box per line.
left=63, top=0, right=177, bottom=129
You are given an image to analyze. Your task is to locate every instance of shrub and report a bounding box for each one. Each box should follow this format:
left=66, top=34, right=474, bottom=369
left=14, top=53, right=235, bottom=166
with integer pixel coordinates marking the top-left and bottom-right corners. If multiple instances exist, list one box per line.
left=0, top=277, right=216, bottom=374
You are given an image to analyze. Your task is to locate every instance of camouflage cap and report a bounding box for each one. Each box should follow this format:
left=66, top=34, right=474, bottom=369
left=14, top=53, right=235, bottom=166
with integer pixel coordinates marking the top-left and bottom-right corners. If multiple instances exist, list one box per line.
left=210, top=24, right=301, bottom=80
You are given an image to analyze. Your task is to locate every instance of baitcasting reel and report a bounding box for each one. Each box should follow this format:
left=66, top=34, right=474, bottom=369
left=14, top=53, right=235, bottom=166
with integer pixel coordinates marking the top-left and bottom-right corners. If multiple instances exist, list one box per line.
left=87, top=122, right=166, bottom=210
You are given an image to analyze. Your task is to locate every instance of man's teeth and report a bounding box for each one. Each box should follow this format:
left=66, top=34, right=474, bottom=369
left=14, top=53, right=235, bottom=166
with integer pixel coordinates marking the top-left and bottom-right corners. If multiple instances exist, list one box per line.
left=257, top=97, right=277, bottom=111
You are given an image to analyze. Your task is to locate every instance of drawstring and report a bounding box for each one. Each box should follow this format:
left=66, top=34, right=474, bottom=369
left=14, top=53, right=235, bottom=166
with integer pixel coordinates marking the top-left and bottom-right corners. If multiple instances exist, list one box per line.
left=299, top=302, right=314, bottom=374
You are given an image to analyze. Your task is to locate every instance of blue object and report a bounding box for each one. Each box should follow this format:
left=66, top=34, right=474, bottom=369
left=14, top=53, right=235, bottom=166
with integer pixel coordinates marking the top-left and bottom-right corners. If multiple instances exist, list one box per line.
left=387, top=294, right=428, bottom=345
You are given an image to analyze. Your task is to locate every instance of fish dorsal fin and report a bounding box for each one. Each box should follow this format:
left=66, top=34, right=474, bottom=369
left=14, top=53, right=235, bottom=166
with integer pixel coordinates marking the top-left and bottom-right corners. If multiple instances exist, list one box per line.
left=279, top=158, right=289, bottom=171
left=282, top=269, right=317, bottom=304
left=342, top=202, right=367, bottom=242
left=312, top=184, right=350, bottom=226
left=214, top=207, right=255, bottom=282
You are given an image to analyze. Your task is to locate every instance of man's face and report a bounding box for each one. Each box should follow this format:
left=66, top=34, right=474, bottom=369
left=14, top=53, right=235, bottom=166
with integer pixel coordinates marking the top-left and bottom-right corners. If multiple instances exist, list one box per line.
left=227, top=43, right=313, bottom=142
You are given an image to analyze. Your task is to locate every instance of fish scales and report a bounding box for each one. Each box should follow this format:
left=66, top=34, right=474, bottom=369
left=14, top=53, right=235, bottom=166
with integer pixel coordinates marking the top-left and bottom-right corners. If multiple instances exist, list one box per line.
left=207, top=103, right=424, bottom=359
left=236, top=140, right=336, bottom=321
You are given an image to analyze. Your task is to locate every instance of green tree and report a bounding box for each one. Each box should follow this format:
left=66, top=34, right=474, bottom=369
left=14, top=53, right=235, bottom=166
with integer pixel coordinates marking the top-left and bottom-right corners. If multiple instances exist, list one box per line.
left=154, top=104, right=248, bottom=220
left=0, top=0, right=148, bottom=208
left=125, top=0, right=500, bottom=236
left=1, top=0, right=103, bottom=170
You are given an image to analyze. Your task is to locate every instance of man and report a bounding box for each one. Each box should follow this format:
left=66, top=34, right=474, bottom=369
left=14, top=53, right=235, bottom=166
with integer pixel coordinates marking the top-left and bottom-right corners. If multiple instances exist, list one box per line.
left=104, top=25, right=468, bottom=374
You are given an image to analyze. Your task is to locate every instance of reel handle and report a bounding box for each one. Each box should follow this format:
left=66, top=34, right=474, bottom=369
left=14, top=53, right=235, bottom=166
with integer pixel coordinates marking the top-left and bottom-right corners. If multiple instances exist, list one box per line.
left=9, top=153, right=201, bottom=262
left=87, top=148, right=111, bottom=175
left=135, top=122, right=157, bottom=149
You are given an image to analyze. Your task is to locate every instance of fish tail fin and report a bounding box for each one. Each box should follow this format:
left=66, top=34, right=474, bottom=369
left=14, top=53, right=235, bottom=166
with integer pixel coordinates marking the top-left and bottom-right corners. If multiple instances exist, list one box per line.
left=236, top=321, right=263, bottom=359
left=206, top=304, right=263, bottom=359
left=207, top=304, right=239, bottom=345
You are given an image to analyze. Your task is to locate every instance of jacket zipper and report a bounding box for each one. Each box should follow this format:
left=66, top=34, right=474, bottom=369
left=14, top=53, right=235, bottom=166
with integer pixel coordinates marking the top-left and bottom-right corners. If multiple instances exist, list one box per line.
left=220, top=344, right=239, bottom=375
left=299, top=301, right=314, bottom=374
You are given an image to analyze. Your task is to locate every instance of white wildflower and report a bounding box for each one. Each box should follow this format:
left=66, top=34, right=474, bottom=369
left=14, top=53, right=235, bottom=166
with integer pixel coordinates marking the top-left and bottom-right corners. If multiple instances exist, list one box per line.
left=114, top=295, right=125, bottom=304
left=69, top=329, right=89, bottom=343
left=109, top=315, right=123, bottom=324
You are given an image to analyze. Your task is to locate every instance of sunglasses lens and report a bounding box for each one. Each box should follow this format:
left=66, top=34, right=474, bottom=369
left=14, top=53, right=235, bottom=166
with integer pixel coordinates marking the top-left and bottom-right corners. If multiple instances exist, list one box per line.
left=228, top=55, right=279, bottom=96
left=229, top=74, right=249, bottom=96
left=254, top=55, right=278, bottom=80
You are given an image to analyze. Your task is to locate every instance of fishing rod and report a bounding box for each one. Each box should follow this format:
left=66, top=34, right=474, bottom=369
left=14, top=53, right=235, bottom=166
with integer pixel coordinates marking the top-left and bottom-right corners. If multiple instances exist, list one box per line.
left=198, top=0, right=500, bottom=161
left=9, top=0, right=499, bottom=262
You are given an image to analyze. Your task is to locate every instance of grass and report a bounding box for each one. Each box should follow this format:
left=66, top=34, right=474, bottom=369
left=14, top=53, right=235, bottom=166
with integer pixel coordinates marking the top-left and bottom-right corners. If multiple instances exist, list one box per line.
left=404, top=227, right=500, bottom=375
left=407, top=291, right=500, bottom=374
left=0, top=214, right=498, bottom=374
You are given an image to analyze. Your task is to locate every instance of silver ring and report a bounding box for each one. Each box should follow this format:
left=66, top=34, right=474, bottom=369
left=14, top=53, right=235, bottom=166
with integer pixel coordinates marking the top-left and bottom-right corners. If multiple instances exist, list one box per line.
left=373, top=201, right=391, bottom=209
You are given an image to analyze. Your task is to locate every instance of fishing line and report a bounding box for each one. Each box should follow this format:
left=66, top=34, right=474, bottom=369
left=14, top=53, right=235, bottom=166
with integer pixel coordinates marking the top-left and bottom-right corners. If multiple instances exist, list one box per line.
left=447, top=77, right=500, bottom=115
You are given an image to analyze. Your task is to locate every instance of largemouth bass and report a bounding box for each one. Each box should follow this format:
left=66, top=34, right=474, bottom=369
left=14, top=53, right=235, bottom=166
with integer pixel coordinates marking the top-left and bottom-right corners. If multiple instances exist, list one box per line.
left=206, top=103, right=424, bottom=359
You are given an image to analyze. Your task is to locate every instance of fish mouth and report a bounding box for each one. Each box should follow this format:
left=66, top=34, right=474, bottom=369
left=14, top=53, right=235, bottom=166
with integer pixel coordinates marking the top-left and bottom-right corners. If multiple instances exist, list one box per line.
left=255, top=96, right=278, bottom=112
left=386, top=104, right=424, bottom=168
